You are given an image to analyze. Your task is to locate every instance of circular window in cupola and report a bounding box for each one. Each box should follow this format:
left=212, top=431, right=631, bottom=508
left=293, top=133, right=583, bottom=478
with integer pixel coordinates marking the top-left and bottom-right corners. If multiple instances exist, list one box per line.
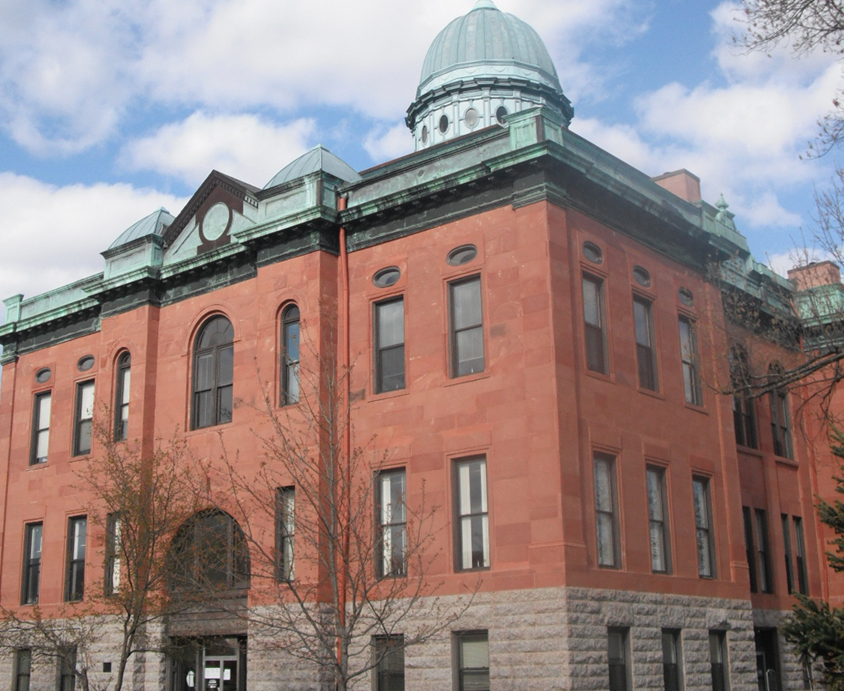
left=464, top=108, right=479, bottom=129
left=678, top=287, right=695, bottom=307
left=439, top=115, right=449, bottom=133
left=632, top=266, right=651, bottom=287
left=583, top=242, right=603, bottom=264
left=447, top=244, right=478, bottom=266
left=78, top=355, right=95, bottom=372
left=496, top=106, right=509, bottom=125
left=421, top=125, right=428, bottom=145
left=35, top=368, right=51, bottom=383
left=373, top=267, right=401, bottom=288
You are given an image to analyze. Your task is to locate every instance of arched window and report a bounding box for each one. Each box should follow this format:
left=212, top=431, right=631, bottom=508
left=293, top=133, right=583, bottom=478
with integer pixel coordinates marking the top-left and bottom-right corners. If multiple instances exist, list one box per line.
left=169, top=511, right=250, bottom=591
left=729, top=347, right=757, bottom=449
left=114, top=352, right=131, bottom=441
left=192, top=316, right=234, bottom=429
left=281, top=305, right=300, bottom=405
left=768, top=363, right=793, bottom=459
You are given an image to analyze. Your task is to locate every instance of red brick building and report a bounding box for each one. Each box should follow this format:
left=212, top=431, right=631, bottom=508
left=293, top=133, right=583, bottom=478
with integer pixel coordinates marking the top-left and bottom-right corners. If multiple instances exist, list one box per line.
left=0, top=2, right=837, bottom=690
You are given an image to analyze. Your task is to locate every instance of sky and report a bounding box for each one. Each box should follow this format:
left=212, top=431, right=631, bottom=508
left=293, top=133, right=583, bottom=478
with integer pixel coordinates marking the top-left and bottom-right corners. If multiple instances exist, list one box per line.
left=0, top=0, right=841, bottom=322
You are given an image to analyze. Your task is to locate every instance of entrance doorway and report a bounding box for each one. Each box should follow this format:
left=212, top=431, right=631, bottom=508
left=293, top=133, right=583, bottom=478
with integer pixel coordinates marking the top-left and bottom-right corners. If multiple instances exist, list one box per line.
left=169, top=637, right=245, bottom=691
left=754, top=628, right=780, bottom=691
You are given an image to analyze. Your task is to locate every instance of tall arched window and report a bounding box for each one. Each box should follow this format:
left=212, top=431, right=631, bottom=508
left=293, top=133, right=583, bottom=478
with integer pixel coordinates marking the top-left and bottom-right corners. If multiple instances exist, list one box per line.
left=281, top=305, right=300, bottom=405
left=192, top=316, right=234, bottom=429
left=768, top=363, right=793, bottom=459
left=169, top=511, right=250, bottom=591
left=114, top=352, right=131, bottom=441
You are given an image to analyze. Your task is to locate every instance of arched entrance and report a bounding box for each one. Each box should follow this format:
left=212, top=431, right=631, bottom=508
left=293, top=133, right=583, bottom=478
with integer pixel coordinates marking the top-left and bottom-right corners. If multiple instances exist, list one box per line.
left=167, top=512, right=250, bottom=691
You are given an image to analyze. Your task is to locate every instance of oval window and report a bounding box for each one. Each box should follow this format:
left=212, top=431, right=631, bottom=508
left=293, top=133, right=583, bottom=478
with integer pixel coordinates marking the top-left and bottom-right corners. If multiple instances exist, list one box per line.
left=678, top=287, right=694, bottom=307
left=583, top=242, right=603, bottom=264
left=465, top=108, right=479, bottom=128
left=496, top=106, right=508, bottom=125
left=421, top=125, right=428, bottom=145
left=78, top=355, right=95, bottom=372
left=373, top=267, right=401, bottom=288
left=447, top=244, right=478, bottom=266
left=633, top=266, right=651, bottom=287
left=35, top=368, right=51, bottom=383
left=439, top=115, right=449, bottom=133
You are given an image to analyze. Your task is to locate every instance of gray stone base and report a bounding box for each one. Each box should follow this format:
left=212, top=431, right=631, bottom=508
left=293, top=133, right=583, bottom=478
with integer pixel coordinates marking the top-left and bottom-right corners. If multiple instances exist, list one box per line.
left=0, top=588, right=808, bottom=690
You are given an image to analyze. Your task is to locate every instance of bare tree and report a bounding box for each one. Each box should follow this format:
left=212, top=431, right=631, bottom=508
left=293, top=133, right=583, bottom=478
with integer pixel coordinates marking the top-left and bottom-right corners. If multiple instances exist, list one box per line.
left=0, top=425, right=205, bottom=691
left=199, top=335, right=471, bottom=691
left=740, top=0, right=844, bottom=153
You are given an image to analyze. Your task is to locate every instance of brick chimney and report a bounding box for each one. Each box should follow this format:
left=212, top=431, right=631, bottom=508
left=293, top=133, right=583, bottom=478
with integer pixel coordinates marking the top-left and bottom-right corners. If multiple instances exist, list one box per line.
left=788, top=261, right=841, bottom=290
left=652, top=169, right=702, bottom=203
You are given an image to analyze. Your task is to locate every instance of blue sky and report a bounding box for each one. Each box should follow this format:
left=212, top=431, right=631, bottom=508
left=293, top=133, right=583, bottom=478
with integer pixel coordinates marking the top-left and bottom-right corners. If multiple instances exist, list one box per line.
left=0, top=0, right=840, bottom=317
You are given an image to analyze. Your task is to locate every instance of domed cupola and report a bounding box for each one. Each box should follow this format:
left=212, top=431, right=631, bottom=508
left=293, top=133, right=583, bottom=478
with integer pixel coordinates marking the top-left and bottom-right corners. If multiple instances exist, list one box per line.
left=406, top=0, right=574, bottom=150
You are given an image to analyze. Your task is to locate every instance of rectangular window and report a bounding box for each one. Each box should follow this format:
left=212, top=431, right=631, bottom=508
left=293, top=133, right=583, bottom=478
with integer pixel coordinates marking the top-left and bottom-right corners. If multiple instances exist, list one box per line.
left=693, top=476, right=716, bottom=578
left=60, top=647, right=77, bottom=691
left=709, top=631, right=729, bottom=691
left=781, top=514, right=795, bottom=594
left=608, top=627, right=630, bottom=691
left=65, top=516, right=87, bottom=601
left=678, top=316, right=702, bottom=406
left=22, top=522, right=42, bottom=605
left=583, top=274, right=608, bottom=374
left=374, top=298, right=405, bottom=393
left=634, top=296, right=658, bottom=390
left=105, top=513, right=122, bottom=595
left=455, top=458, right=489, bottom=570
left=646, top=466, right=671, bottom=573
left=794, top=516, right=808, bottom=595
left=30, top=392, right=51, bottom=465
left=755, top=509, right=773, bottom=593
left=374, top=635, right=405, bottom=691
left=449, top=276, right=484, bottom=377
left=771, top=390, right=793, bottom=459
left=742, top=507, right=758, bottom=593
left=73, top=381, right=95, bottom=456
left=276, top=487, right=295, bottom=581
left=456, top=632, right=489, bottom=691
left=15, top=649, right=31, bottom=691
left=594, top=454, right=620, bottom=568
left=377, top=470, right=407, bottom=577
left=661, top=630, right=683, bottom=691
left=115, top=355, right=130, bottom=441
left=732, top=395, right=757, bottom=449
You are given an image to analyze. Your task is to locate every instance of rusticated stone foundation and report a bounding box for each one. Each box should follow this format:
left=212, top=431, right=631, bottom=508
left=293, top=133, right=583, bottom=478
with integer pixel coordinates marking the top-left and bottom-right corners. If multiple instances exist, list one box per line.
left=0, top=589, right=806, bottom=690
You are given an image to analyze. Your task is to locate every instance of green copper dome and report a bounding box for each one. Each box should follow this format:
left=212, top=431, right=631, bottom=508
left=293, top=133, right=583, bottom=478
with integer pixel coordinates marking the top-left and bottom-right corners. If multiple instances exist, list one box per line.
left=406, top=1, right=573, bottom=150
left=418, top=0, right=562, bottom=96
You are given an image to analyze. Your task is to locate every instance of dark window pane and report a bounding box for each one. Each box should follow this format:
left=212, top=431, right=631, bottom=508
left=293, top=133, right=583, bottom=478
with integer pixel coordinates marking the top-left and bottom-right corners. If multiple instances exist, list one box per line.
left=218, top=385, right=233, bottom=424
left=455, top=327, right=484, bottom=376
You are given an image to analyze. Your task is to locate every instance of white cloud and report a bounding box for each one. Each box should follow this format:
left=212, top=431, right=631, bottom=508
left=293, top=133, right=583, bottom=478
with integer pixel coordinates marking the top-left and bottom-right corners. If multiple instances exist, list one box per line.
left=121, top=113, right=315, bottom=187
left=0, top=173, right=187, bottom=321
left=363, top=123, right=413, bottom=163
left=0, top=0, right=645, bottom=154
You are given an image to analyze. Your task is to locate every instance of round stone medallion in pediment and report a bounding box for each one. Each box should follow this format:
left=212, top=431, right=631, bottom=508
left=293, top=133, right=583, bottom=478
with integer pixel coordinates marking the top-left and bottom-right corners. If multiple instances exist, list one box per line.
left=200, top=202, right=232, bottom=243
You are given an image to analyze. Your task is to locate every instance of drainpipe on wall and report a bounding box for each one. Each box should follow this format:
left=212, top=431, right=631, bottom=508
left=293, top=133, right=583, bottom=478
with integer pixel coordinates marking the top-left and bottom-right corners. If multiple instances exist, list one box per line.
left=337, top=194, right=351, bottom=682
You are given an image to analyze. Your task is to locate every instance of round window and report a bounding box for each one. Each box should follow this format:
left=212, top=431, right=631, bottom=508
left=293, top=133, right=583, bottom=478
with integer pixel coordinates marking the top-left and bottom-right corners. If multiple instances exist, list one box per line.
left=632, top=266, right=651, bottom=287
left=447, top=244, right=478, bottom=266
left=679, top=288, right=695, bottom=307
left=496, top=106, right=509, bottom=124
left=583, top=242, right=603, bottom=264
left=439, top=115, right=449, bottom=133
left=373, top=267, right=401, bottom=288
left=77, top=355, right=95, bottom=372
left=421, top=125, right=428, bottom=145
left=465, top=108, right=479, bottom=128
left=35, top=368, right=51, bottom=383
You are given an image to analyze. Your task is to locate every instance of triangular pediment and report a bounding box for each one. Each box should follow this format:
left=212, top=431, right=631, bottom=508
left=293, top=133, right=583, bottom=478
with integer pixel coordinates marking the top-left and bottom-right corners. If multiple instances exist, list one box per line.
left=161, top=171, right=261, bottom=261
